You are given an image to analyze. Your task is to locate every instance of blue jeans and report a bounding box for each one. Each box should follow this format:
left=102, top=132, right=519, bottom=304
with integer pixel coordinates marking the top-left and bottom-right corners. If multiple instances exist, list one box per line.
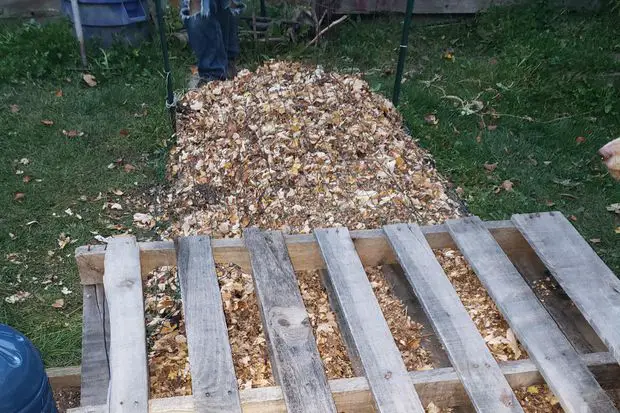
left=181, top=0, right=240, bottom=80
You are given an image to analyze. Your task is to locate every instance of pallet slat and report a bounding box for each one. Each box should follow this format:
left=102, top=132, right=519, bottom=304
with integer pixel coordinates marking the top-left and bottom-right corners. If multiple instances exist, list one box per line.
left=512, top=212, right=620, bottom=363
left=75, top=221, right=524, bottom=285
left=446, top=217, right=618, bottom=413
left=176, top=236, right=243, bottom=412
left=244, top=229, right=338, bottom=413
left=67, top=351, right=620, bottom=413
left=80, top=284, right=110, bottom=406
left=103, top=237, right=149, bottom=413
left=384, top=223, right=523, bottom=413
left=315, top=227, right=426, bottom=413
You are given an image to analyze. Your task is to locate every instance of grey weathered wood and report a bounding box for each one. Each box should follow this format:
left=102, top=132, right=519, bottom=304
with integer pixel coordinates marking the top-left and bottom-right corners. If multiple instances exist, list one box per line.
left=176, top=236, right=242, bottom=413
left=244, top=229, right=338, bottom=413
left=315, top=227, right=425, bottom=413
left=103, top=236, right=149, bottom=413
left=512, top=212, right=620, bottom=364
left=69, top=351, right=620, bottom=413
left=384, top=223, right=523, bottom=413
left=80, top=284, right=110, bottom=406
left=75, top=220, right=524, bottom=285
left=446, top=217, right=618, bottom=413
left=504, top=245, right=607, bottom=354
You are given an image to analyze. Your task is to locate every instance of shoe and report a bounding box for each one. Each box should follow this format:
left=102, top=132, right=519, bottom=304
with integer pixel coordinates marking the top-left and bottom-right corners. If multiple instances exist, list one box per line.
left=227, top=60, right=238, bottom=80
left=188, top=73, right=211, bottom=90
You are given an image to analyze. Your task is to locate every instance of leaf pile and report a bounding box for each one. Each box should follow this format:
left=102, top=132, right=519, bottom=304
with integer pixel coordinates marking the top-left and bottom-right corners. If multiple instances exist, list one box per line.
left=143, top=61, right=562, bottom=411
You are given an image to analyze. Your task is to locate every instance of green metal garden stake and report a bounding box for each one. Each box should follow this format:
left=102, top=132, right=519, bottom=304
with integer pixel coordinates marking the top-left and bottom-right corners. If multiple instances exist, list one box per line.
left=392, top=0, right=415, bottom=106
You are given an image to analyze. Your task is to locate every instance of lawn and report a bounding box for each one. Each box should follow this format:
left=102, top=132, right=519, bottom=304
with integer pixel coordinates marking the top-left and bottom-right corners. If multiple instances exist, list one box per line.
left=0, top=2, right=618, bottom=368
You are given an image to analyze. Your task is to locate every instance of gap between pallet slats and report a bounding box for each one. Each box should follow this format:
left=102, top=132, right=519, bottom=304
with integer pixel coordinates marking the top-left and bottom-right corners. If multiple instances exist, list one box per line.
left=512, top=212, right=620, bottom=364
left=176, top=236, right=242, bottom=412
left=103, top=236, right=149, bottom=413
left=67, top=352, right=620, bottom=413
left=315, top=227, right=426, bottom=413
left=243, top=229, right=337, bottom=413
left=75, top=221, right=524, bottom=285
left=446, top=217, right=618, bottom=413
left=384, top=223, right=523, bottom=413
left=80, top=284, right=110, bottom=406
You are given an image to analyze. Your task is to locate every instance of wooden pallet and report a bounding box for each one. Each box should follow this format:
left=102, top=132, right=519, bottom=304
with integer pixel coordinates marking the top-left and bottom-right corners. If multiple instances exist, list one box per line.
left=68, top=212, right=620, bottom=413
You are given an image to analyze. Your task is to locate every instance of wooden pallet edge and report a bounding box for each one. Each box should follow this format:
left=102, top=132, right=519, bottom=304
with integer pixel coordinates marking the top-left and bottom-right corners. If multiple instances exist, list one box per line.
left=65, top=351, right=619, bottom=413
left=75, top=221, right=522, bottom=284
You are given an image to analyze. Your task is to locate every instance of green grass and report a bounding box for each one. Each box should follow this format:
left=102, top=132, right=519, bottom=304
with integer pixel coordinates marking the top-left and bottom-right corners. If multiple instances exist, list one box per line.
left=0, top=20, right=190, bottom=366
left=0, top=3, right=618, bottom=367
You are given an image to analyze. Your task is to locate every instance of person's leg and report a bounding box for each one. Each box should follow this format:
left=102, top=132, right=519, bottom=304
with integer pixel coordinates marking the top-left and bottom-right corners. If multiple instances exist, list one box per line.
left=215, top=2, right=240, bottom=78
left=182, top=0, right=227, bottom=81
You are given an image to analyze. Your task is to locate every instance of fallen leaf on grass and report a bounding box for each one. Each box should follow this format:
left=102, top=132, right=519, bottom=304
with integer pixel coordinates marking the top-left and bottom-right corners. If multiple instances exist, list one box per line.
left=545, top=200, right=555, bottom=207
left=483, top=162, right=498, bottom=172
left=9, top=233, right=16, bottom=240
left=22, top=175, right=32, bottom=183
left=133, top=212, right=155, bottom=228
left=424, top=113, right=438, bottom=125
left=19, top=158, right=29, bottom=165
left=575, top=136, right=586, bottom=144
left=5, top=291, right=31, bottom=304
left=110, top=202, right=123, bottom=210
left=119, top=129, right=130, bottom=136
left=494, top=180, right=514, bottom=193
left=61, top=286, right=72, bottom=295
left=51, top=298, right=65, bottom=308
left=13, top=192, right=25, bottom=201
left=123, top=163, right=136, bottom=173
left=590, top=238, right=601, bottom=243
left=487, top=124, right=497, bottom=131
left=62, top=129, right=84, bottom=138
left=10, top=104, right=20, bottom=113
left=57, top=233, right=71, bottom=249
left=569, top=215, right=578, bottom=222
left=615, top=226, right=620, bottom=234
left=64, top=208, right=73, bottom=216
left=112, top=189, right=124, bottom=196
left=41, top=119, right=54, bottom=126
left=82, top=73, right=97, bottom=87
left=606, top=203, right=620, bottom=214
left=55, top=89, right=63, bottom=97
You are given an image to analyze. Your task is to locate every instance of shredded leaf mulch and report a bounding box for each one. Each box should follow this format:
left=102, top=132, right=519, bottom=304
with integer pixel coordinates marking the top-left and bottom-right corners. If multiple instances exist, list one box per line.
left=140, top=61, right=566, bottom=411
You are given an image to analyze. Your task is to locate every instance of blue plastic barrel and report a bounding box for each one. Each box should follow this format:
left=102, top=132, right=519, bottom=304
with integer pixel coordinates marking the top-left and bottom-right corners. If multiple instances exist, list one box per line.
left=0, top=324, right=58, bottom=413
left=62, top=0, right=150, bottom=47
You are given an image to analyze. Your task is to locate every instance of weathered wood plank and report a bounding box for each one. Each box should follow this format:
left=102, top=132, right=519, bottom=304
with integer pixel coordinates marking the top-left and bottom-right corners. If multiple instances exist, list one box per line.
left=446, top=217, right=617, bottom=413
left=244, top=229, right=337, bottom=413
left=333, top=0, right=490, bottom=14
left=75, top=221, right=524, bottom=284
left=68, top=352, right=620, bottom=413
left=512, top=212, right=620, bottom=364
left=504, top=245, right=607, bottom=354
left=47, top=366, right=81, bottom=390
left=0, top=0, right=60, bottom=18
left=80, top=284, right=110, bottom=406
left=384, top=223, right=523, bottom=413
left=103, top=236, right=149, bottom=413
left=315, top=227, right=425, bottom=413
left=176, top=236, right=242, bottom=412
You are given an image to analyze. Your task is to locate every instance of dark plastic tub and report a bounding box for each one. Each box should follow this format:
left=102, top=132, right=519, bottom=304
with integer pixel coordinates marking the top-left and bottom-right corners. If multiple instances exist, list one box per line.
left=62, top=0, right=150, bottom=47
left=0, top=324, right=57, bottom=413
